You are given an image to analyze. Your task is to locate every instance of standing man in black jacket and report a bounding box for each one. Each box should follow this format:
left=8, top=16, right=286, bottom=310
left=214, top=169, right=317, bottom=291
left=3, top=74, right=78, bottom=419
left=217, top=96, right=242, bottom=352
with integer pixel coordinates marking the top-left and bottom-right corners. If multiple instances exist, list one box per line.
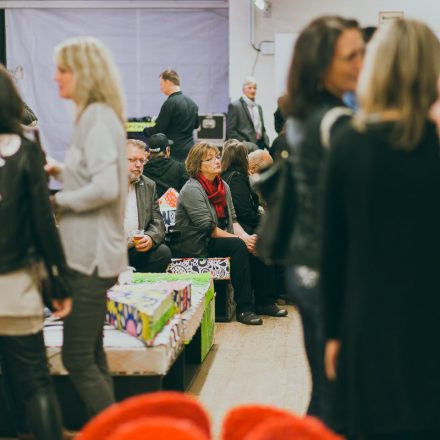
left=143, top=133, right=189, bottom=198
left=143, top=69, right=199, bottom=162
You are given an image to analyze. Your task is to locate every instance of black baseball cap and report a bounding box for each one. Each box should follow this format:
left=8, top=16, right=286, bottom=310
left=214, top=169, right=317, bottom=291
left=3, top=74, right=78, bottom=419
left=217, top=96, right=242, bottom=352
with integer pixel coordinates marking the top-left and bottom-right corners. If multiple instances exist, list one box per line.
left=148, top=133, right=173, bottom=153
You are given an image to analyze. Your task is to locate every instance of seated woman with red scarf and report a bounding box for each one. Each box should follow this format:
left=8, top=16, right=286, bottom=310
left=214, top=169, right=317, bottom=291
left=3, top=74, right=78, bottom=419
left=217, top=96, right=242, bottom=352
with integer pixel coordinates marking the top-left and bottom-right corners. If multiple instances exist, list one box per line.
left=175, top=142, right=262, bottom=325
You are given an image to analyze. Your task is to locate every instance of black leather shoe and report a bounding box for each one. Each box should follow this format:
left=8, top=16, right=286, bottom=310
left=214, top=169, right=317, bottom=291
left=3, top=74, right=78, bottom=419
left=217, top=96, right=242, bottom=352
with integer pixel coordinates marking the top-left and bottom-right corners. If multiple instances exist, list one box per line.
left=236, top=311, right=263, bottom=325
left=256, top=304, right=288, bottom=317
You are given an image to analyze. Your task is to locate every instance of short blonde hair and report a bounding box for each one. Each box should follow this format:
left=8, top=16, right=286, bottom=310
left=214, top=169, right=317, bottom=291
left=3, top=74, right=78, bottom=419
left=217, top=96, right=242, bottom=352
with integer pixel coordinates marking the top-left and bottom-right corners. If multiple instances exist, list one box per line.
left=185, top=142, right=219, bottom=178
left=355, top=19, right=440, bottom=150
left=126, top=139, right=146, bottom=151
left=54, top=36, right=125, bottom=124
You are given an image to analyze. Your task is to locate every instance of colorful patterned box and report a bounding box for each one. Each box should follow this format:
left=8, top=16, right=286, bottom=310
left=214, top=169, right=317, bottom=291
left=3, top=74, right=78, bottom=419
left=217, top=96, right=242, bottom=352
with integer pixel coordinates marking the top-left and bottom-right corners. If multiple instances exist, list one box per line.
left=130, top=273, right=201, bottom=313
left=158, top=187, right=179, bottom=209
left=158, top=188, right=178, bottom=230
left=132, top=279, right=191, bottom=313
left=132, top=273, right=214, bottom=347
left=167, top=257, right=230, bottom=280
left=106, top=285, right=176, bottom=344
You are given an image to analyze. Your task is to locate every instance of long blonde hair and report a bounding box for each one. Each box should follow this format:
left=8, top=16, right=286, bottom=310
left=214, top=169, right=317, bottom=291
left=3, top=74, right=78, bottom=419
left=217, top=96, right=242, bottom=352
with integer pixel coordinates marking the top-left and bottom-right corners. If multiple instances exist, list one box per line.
left=54, top=36, right=125, bottom=124
left=355, top=19, right=440, bottom=150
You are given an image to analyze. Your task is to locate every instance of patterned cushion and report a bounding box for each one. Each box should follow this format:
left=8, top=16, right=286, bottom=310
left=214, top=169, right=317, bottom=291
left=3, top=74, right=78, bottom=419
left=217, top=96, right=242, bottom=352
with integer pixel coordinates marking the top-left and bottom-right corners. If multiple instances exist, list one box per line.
left=167, top=257, right=230, bottom=280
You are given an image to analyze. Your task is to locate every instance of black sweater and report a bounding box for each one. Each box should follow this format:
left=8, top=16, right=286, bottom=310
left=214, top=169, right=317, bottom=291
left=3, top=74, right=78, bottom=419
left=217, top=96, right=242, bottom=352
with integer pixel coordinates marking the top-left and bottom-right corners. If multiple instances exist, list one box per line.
left=144, top=91, right=199, bottom=162
left=143, top=157, right=188, bottom=198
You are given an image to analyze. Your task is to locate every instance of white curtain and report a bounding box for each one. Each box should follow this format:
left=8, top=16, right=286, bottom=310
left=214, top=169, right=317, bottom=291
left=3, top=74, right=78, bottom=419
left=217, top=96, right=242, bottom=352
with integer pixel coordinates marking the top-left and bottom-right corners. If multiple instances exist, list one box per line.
left=6, top=8, right=228, bottom=162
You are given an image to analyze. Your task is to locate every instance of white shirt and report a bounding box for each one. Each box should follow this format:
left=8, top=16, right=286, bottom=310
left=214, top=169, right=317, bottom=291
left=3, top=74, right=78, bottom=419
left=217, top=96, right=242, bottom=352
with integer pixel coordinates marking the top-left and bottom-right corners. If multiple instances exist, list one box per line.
left=242, top=95, right=262, bottom=139
left=125, top=183, right=139, bottom=236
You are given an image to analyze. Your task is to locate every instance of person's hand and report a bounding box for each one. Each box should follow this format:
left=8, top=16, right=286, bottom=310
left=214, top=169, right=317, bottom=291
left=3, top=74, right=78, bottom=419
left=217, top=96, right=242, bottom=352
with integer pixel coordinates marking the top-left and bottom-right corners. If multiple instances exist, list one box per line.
left=135, top=234, right=153, bottom=252
left=325, top=339, right=341, bottom=381
left=241, top=233, right=257, bottom=253
left=44, top=157, right=63, bottom=178
left=51, top=297, right=73, bottom=319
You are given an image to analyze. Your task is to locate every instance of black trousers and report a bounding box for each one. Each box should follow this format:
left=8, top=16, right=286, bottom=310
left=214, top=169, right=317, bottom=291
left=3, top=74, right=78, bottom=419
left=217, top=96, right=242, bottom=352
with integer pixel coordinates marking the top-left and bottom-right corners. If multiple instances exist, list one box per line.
left=208, top=237, right=255, bottom=313
left=0, top=331, right=63, bottom=439
left=287, top=265, right=328, bottom=422
left=249, top=254, right=278, bottom=306
left=128, top=244, right=172, bottom=273
left=62, top=269, right=117, bottom=419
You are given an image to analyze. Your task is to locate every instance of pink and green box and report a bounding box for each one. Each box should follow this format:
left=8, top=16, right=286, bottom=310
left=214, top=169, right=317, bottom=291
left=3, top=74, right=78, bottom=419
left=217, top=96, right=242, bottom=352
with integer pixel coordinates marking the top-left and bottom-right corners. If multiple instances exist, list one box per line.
left=106, top=285, right=176, bottom=344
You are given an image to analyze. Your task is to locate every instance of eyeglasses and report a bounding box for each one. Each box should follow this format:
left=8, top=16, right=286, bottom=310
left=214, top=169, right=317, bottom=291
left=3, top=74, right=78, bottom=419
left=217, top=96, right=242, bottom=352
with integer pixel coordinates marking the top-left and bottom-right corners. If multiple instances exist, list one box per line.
left=128, top=158, right=147, bottom=165
left=202, top=155, right=221, bottom=163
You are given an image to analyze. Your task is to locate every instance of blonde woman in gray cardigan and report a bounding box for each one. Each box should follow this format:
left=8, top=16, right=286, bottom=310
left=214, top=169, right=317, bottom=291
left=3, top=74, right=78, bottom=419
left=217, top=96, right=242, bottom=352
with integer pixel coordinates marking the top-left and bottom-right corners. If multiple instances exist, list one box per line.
left=45, top=37, right=127, bottom=419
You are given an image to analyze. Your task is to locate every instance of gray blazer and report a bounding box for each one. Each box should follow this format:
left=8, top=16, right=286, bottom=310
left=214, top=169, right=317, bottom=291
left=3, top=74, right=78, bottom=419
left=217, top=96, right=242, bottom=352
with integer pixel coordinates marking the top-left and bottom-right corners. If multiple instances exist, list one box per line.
left=226, top=97, right=269, bottom=148
left=135, top=175, right=165, bottom=246
left=175, top=178, right=237, bottom=236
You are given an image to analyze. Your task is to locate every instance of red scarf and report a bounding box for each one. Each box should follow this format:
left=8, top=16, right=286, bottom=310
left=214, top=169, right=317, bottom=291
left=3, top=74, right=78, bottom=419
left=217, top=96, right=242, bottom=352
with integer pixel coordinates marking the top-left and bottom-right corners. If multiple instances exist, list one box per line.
left=197, top=173, right=227, bottom=219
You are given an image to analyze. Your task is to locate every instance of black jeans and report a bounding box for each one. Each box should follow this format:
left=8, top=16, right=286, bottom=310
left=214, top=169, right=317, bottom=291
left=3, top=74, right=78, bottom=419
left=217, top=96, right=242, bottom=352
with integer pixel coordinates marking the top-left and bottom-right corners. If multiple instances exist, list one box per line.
left=287, top=265, right=329, bottom=422
left=62, top=269, right=117, bottom=419
left=208, top=237, right=255, bottom=313
left=0, top=331, right=63, bottom=439
left=128, top=243, right=172, bottom=273
left=249, top=254, right=278, bottom=306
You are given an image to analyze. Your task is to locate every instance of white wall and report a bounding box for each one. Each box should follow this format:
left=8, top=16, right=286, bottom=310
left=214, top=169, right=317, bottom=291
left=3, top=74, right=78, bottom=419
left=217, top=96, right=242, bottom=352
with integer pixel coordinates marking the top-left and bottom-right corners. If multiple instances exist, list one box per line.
left=229, top=0, right=440, bottom=144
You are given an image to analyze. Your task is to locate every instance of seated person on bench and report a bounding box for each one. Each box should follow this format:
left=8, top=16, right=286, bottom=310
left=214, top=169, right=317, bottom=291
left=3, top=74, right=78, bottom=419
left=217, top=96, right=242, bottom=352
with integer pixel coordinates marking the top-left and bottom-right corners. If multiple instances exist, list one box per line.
left=175, top=142, right=264, bottom=326
left=221, top=141, right=287, bottom=318
left=126, top=139, right=172, bottom=272
left=143, top=133, right=189, bottom=198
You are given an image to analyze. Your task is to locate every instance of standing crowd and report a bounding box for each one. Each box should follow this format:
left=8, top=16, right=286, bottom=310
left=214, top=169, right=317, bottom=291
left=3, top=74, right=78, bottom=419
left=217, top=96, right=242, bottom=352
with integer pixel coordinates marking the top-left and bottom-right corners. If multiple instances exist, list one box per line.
left=0, top=14, right=440, bottom=440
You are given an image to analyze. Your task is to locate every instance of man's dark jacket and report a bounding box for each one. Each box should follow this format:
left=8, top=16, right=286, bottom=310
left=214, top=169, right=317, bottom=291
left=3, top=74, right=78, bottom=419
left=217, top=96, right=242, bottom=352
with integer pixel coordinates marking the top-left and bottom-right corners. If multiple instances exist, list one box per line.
left=143, top=157, right=188, bottom=198
left=143, top=91, right=199, bottom=162
left=134, top=175, right=166, bottom=245
left=226, top=97, right=269, bottom=148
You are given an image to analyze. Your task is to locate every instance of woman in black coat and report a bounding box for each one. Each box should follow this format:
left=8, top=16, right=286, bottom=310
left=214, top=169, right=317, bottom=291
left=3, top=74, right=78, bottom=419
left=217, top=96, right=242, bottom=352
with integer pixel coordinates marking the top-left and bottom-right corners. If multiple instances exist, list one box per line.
left=280, top=16, right=364, bottom=421
left=322, top=19, right=440, bottom=439
left=221, top=140, right=287, bottom=317
left=0, top=64, right=72, bottom=439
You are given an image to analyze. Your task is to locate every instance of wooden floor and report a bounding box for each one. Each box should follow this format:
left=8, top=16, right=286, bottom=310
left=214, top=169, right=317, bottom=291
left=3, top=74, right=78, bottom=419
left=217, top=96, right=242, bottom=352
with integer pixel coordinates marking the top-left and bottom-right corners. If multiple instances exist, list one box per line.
left=189, top=305, right=310, bottom=436
left=1, top=305, right=310, bottom=440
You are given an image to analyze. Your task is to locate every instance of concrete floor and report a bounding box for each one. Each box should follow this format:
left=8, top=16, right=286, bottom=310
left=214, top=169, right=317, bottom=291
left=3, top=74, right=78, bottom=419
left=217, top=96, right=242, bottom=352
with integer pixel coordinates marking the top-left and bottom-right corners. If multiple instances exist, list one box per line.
left=188, top=305, right=310, bottom=436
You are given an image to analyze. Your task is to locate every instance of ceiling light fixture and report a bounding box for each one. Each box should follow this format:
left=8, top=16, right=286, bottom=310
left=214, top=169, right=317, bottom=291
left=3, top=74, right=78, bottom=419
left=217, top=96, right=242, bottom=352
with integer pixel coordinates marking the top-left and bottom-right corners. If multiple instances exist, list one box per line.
left=254, top=0, right=271, bottom=12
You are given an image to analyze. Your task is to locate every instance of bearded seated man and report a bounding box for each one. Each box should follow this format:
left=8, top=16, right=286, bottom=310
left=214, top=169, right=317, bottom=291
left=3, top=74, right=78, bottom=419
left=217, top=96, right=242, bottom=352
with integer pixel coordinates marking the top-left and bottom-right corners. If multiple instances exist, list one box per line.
left=125, top=139, right=172, bottom=273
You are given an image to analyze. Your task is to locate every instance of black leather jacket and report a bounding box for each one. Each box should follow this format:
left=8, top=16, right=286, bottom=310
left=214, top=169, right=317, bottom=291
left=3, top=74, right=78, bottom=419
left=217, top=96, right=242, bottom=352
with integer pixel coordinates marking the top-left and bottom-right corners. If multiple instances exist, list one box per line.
left=288, top=91, right=347, bottom=269
left=0, top=134, right=69, bottom=298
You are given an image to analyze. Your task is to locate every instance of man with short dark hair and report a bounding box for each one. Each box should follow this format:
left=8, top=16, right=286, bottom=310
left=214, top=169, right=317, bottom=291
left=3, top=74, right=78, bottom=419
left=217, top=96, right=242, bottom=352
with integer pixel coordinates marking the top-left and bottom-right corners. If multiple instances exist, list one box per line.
left=143, top=69, right=199, bottom=162
left=143, top=133, right=189, bottom=198
left=125, top=139, right=172, bottom=272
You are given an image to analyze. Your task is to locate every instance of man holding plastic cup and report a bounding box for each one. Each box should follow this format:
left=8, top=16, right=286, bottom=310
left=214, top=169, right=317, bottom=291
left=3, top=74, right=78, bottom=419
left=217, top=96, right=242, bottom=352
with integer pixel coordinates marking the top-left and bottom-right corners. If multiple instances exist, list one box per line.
left=126, top=139, right=172, bottom=272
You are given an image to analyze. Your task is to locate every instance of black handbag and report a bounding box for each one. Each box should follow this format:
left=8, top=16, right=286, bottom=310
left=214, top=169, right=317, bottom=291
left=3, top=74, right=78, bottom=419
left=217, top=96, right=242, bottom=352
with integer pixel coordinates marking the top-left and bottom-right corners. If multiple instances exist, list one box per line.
left=253, top=151, right=297, bottom=264
left=166, top=226, right=210, bottom=258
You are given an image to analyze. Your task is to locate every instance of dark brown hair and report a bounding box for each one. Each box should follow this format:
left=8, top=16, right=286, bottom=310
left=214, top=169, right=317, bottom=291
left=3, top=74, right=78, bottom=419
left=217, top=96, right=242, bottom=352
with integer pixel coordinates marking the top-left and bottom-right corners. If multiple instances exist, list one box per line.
left=0, top=64, right=24, bottom=135
left=160, top=69, right=180, bottom=86
left=221, top=140, right=249, bottom=175
left=281, top=16, right=360, bottom=119
left=185, top=142, right=219, bottom=178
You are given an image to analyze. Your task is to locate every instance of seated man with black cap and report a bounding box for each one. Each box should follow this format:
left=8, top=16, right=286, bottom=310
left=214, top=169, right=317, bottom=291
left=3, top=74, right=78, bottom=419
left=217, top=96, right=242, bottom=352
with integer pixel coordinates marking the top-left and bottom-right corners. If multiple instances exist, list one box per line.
left=143, top=133, right=189, bottom=198
left=126, top=139, right=172, bottom=272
